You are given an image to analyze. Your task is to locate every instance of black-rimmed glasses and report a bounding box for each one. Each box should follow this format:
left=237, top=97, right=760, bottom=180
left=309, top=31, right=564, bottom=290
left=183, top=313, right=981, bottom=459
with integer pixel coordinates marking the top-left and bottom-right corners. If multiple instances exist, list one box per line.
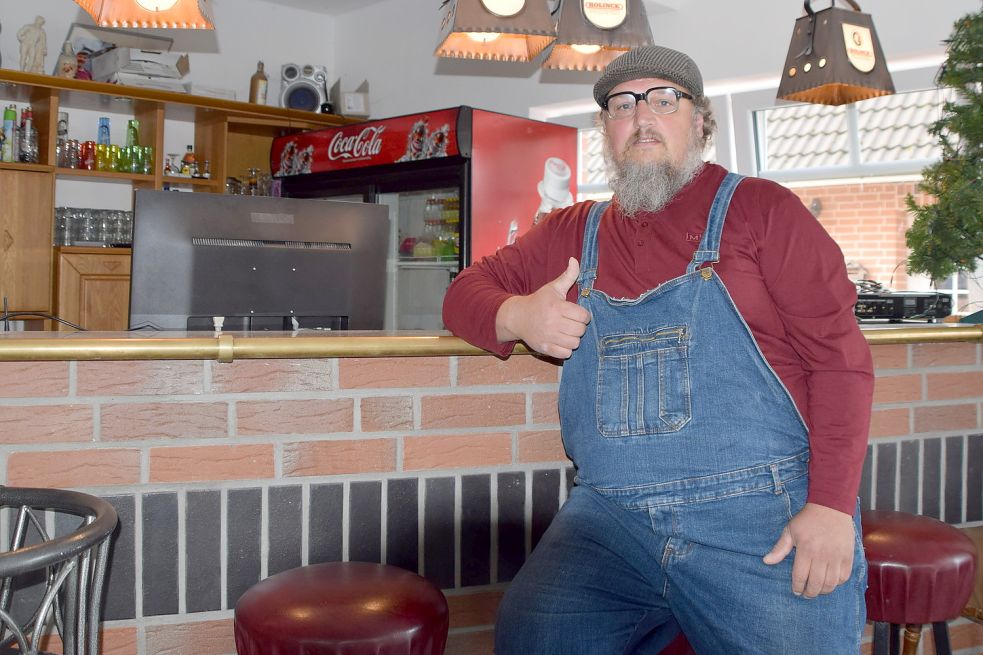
left=601, top=87, right=694, bottom=120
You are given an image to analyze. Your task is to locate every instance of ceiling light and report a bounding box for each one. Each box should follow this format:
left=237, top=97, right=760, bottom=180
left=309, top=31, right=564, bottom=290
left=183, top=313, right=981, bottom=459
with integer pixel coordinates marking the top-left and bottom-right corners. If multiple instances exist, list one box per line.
left=435, top=0, right=557, bottom=62
left=776, top=0, right=894, bottom=105
left=72, top=0, right=215, bottom=29
left=542, top=0, right=654, bottom=71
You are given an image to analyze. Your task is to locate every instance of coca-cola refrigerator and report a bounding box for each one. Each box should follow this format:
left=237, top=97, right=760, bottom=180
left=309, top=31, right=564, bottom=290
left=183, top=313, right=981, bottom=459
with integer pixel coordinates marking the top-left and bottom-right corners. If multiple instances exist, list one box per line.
left=271, top=106, right=577, bottom=330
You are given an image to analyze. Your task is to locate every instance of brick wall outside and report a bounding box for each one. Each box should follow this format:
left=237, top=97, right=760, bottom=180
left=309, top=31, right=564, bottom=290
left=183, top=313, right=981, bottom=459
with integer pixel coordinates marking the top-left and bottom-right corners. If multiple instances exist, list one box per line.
left=0, top=345, right=980, bottom=655
left=789, top=180, right=926, bottom=290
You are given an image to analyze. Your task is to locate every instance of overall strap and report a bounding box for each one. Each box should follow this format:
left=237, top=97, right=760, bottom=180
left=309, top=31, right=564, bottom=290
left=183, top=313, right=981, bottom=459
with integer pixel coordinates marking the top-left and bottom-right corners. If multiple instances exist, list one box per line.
left=578, top=200, right=610, bottom=296
left=686, top=172, right=745, bottom=274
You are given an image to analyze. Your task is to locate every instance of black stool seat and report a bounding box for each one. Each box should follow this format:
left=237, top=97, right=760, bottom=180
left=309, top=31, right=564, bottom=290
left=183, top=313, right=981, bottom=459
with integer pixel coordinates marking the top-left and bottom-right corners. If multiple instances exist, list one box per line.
left=234, top=562, right=449, bottom=655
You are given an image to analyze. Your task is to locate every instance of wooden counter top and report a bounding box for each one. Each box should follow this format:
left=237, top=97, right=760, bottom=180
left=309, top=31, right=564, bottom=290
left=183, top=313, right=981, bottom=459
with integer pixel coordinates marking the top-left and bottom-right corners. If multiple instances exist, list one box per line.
left=0, top=324, right=980, bottom=362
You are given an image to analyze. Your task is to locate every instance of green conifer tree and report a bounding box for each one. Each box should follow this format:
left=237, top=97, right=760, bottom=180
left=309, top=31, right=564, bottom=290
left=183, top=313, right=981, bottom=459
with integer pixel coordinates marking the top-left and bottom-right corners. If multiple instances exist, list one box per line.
left=904, top=7, right=983, bottom=283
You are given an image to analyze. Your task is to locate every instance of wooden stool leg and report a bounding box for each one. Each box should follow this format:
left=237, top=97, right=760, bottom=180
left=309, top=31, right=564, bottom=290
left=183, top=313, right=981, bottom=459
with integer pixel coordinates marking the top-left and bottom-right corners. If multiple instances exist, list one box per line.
left=901, top=624, right=922, bottom=655
left=931, top=621, right=953, bottom=655
left=872, top=622, right=890, bottom=655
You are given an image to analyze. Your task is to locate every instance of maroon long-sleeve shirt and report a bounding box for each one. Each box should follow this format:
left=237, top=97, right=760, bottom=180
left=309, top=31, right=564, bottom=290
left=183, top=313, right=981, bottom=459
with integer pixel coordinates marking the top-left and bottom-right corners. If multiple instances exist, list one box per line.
left=443, top=163, right=873, bottom=515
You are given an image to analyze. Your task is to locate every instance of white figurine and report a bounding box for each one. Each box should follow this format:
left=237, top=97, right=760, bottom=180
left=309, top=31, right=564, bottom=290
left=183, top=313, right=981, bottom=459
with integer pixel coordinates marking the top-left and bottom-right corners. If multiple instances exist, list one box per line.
left=54, top=41, right=77, bottom=79
left=17, top=16, right=47, bottom=75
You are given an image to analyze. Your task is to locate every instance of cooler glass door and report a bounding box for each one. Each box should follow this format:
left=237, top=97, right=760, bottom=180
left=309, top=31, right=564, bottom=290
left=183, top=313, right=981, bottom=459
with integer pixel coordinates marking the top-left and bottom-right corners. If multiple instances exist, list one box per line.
left=377, top=188, right=460, bottom=330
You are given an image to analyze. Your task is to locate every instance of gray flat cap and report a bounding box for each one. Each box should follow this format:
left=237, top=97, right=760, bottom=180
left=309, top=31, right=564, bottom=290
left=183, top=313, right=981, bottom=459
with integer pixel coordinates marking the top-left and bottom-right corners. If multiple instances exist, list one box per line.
left=593, top=46, right=704, bottom=107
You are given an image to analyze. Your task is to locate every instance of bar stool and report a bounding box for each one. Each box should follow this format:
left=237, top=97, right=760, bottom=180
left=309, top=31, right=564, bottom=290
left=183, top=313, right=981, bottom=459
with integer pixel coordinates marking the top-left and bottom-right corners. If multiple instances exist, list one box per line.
left=862, top=510, right=978, bottom=655
left=234, top=561, right=449, bottom=655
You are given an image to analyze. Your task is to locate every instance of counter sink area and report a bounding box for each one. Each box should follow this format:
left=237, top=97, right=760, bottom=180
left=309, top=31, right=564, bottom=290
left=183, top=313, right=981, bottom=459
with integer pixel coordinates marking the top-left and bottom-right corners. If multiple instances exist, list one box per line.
left=0, top=325, right=981, bottom=654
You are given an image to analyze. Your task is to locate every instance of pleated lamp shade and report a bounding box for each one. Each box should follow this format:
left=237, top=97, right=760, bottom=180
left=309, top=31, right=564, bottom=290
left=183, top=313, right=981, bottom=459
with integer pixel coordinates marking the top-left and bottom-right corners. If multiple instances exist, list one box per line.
left=542, top=0, right=654, bottom=71
left=72, top=0, right=215, bottom=29
left=435, top=0, right=557, bottom=62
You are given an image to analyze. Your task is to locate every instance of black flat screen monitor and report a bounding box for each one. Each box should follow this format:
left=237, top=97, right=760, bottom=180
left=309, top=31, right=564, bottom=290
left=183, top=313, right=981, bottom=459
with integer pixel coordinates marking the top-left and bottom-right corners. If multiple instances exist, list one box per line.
left=129, top=191, right=389, bottom=331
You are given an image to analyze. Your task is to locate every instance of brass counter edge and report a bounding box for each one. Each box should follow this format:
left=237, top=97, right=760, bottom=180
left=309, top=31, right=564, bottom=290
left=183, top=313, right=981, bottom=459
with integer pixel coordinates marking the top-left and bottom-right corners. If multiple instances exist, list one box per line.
left=0, top=326, right=979, bottom=362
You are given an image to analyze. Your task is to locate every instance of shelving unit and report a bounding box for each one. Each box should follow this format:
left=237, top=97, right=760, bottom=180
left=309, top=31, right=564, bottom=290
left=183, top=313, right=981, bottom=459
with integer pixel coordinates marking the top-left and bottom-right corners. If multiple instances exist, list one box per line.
left=0, top=69, right=353, bottom=329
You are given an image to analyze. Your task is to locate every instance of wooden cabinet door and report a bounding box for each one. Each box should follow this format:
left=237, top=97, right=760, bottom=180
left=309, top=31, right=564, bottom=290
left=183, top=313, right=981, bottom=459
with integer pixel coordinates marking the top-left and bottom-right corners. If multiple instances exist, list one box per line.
left=0, top=169, right=54, bottom=312
left=56, top=249, right=131, bottom=331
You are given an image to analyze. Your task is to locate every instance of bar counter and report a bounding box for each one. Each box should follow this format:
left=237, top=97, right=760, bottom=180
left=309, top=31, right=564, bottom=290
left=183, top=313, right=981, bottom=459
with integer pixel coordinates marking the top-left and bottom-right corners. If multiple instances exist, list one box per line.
left=0, top=325, right=981, bottom=655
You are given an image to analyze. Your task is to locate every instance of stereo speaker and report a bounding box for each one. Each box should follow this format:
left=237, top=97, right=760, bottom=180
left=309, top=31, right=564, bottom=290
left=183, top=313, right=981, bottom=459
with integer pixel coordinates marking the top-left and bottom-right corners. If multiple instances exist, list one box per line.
left=280, top=63, right=328, bottom=112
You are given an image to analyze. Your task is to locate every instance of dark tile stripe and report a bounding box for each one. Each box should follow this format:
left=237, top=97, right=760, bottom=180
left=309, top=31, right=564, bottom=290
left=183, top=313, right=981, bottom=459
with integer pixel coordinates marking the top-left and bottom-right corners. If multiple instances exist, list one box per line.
left=101, top=495, right=136, bottom=621
left=944, top=436, right=964, bottom=524
left=309, top=483, right=343, bottom=564
left=899, top=440, right=920, bottom=515
left=859, top=444, right=873, bottom=511
left=185, top=490, right=221, bottom=613
left=968, top=433, right=983, bottom=523
left=922, top=438, right=942, bottom=520
left=386, top=478, right=419, bottom=574
left=226, top=488, right=262, bottom=608
left=142, top=492, right=179, bottom=616
left=349, top=481, right=382, bottom=564
left=267, top=486, right=303, bottom=576
left=424, top=477, right=455, bottom=589
left=497, top=472, right=525, bottom=584
left=461, top=474, right=491, bottom=587
left=531, top=469, right=560, bottom=549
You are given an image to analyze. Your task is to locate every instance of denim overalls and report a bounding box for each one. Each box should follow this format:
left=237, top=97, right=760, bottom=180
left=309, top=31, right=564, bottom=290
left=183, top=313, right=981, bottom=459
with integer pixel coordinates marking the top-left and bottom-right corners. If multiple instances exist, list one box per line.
left=496, top=174, right=867, bottom=655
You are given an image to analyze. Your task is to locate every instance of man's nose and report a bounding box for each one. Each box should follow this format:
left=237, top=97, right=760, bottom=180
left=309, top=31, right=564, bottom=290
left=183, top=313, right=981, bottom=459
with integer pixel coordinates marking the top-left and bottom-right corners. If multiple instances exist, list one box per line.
left=633, top=102, right=658, bottom=126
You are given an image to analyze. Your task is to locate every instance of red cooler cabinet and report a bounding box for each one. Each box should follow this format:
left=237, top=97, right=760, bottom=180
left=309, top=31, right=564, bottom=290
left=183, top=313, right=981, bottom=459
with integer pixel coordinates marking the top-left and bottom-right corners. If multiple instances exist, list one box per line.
left=271, top=106, right=577, bottom=330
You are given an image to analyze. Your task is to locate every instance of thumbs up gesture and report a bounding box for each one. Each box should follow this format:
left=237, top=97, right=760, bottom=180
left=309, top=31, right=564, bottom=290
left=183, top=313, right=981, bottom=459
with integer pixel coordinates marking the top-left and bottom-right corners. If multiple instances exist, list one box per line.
left=495, top=257, right=591, bottom=359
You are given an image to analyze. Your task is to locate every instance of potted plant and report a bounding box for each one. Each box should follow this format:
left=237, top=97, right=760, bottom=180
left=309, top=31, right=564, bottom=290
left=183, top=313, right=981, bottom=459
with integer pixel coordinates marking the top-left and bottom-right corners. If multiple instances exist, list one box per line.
left=904, top=8, right=983, bottom=285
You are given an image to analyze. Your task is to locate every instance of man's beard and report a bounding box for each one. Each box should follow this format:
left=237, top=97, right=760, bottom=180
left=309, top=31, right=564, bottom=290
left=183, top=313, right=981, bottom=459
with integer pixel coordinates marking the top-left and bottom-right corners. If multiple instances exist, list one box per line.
left=604, top=128, right=705, bottom=216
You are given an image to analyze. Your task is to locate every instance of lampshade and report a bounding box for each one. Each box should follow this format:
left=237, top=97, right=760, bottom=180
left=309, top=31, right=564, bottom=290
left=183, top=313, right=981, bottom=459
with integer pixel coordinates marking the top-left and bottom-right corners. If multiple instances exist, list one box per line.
left=435, top=0, right=557, bottom=62
left=542, top=0, right=654, bottom=71
left=72, top=0, right=215, bottom=29
left=776, top=0, right=894, bottom=105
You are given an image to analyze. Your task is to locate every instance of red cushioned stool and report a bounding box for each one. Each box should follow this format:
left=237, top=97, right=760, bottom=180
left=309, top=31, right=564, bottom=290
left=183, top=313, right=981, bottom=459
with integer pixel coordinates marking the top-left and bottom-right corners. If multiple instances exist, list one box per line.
left=862, top=510, right=978, bottom=655
left=234, top=562, right=449, bottom=655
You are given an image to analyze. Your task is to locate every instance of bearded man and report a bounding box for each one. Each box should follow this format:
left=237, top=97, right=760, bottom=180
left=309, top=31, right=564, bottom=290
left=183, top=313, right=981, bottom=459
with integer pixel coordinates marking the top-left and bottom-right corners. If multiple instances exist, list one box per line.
left=442, top=45, right=872, bottom=655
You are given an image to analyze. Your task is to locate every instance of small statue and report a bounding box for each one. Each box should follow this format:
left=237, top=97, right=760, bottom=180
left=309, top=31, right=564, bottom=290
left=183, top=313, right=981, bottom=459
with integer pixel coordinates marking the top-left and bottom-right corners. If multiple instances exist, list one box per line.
left=54, top=40, right=77, bottom=79
left=17, top=16, right=47, bottom=75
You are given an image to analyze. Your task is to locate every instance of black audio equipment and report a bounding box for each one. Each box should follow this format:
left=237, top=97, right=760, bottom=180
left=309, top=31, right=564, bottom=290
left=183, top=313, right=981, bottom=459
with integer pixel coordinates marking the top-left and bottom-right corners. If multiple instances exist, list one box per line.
left=854, top=291, right=952, bottom=322
left=280, top=63, right=328, bottom=112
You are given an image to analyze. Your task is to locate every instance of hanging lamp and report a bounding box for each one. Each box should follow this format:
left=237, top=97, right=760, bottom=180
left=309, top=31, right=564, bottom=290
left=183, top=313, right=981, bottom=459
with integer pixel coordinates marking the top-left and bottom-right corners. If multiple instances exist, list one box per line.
left=542, top=0, right=654, bottom=71
left=435, top=0, right=557, bottom=62
left=776, top=0, right=894, bottom=105
left=72, top=0, right=215, bottom=29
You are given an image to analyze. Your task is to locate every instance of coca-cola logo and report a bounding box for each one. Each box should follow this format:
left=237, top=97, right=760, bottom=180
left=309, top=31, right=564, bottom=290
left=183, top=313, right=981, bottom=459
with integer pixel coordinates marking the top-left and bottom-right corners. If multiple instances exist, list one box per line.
left=327, top=126, right=386, bottom=161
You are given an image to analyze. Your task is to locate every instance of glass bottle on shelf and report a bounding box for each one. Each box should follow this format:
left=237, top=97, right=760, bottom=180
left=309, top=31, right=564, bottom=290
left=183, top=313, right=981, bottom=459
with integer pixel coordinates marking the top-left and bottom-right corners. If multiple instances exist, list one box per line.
left=126, top=119, right=140, bottom=148
left=56, top=111, right=69, bottom=167
left=97, top=117, right=110, bottom=146
left=249, top=61, right=268, bottom=104
left=180, top=145, right=196, bottom=176
left=18, top=105, right=38, bottom=163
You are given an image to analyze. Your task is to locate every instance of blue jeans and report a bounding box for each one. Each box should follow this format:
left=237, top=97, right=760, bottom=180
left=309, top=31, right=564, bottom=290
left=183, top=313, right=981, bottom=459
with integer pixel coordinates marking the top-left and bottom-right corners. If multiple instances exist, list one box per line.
left=495, top=469, right=866, bottom=654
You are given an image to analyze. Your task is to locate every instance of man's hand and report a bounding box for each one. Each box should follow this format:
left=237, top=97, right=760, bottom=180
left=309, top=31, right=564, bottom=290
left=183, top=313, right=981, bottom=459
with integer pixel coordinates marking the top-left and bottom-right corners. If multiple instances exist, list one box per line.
left=762, top=502, right=856, bottom=598
left=495, top=257, right=591, bottom=359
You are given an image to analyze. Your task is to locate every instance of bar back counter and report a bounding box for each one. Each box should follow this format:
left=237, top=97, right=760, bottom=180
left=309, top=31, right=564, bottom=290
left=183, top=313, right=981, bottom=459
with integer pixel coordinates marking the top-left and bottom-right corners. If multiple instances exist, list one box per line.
left=0, top=325, right=980, bottom=654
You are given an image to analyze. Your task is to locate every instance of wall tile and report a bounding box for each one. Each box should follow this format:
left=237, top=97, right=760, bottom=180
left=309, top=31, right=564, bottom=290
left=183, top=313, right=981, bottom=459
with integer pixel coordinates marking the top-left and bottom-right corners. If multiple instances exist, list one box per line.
left=868, top=408, right=909, bottom=439
left=227, top=488, right=262, bottom=609
left=927, top=371, right=983, bottom=400
left=944, top=436, right=964, bottom=524
left=268, top=485, right=303, bottom=577
left=531, top=391, right=559, bottom=425
left=102, top=495, right=136, bottom=621
left=210, top=359, right=335, bottom=394
left=8, top=448, right=140, bottom=487
left=424, top=477, right=455, bottom=589
left=922, top=438, right=942, bottom=520
left=446, top=590, right=503, bottom=628
left=361, top=395, right=414, bottom=432
left=531, top=469, right=560, bottom=550
left=913, top=403, right=978, bottom=434
left=236, top=398, right=353, bottom=436
left=186, top=490, right=222, bottom=613
left=0, top=404, right=93, bottom=444
left=350, top=481, right=382, bottom=564
left=869, top=345, right=908, bottom=370
left=0, top=361, right=69, bottom=398
left=517, top=429, right=568, bottom=463
left=101, top=402, right=228, bottom=441
left=912, top=343, right=978, bottom=368
left=387, top=478, right=419, bottom=574
left=150, top=444, right=274, bottom=483
left=142, top=492, right=179, bottom=616
left=77, top=361, right=204, bottom=396
left=403, top=433, right=511, bottom=471
left=339, top=357, right=450, bottom=389
left=282, top=438, right=395, bottom=477
left=874, top=442, right=897, bottom=511
left=461, top=474, right=491, bottom=587
left=898, top=440, right=920, bottom=515
left=968, top=434, right=982, bottom=523
left=456, top=356, right=559, bottom=386
left=873, top=374, right=922, bottom=405
left=497, top=472, right=525, bottom=584
left=309, top=483, right=343, bottom=564
left=444, top=629, right=495, bottom=655
left=421, top=394, right=525, bottom=430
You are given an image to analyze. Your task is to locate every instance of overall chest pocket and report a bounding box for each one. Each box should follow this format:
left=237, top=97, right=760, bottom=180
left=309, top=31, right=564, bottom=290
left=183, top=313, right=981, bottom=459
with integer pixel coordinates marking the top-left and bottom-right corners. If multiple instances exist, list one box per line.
left=596, top=327, right=692, bottom=437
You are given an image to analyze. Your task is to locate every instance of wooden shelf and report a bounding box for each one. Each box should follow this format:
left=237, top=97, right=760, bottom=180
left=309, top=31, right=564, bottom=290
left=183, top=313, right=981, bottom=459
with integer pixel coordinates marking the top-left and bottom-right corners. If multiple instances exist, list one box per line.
left=56, top=167, right=155, bottom=183
left=0, top=161, right=54, bottom=173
